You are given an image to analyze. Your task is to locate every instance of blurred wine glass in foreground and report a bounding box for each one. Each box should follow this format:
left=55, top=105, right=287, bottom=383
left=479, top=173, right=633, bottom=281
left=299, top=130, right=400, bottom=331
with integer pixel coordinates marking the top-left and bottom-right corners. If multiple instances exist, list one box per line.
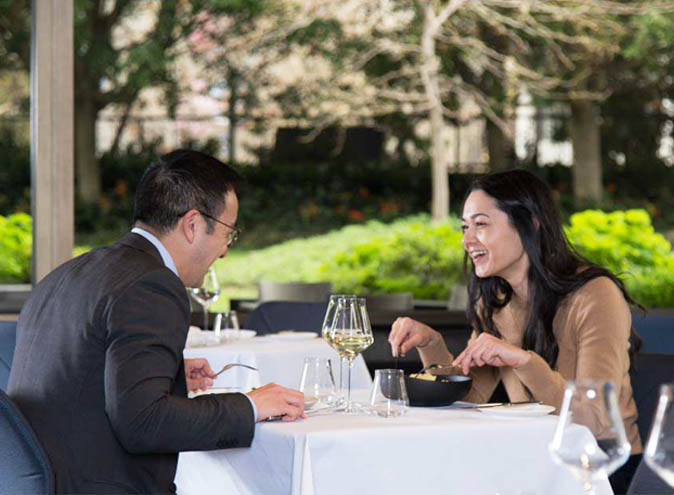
left=644, top=383, right=674, bottom=488
left=190, top=267, right=220, bottom=331
left=549, top=380, right=631, bottom=494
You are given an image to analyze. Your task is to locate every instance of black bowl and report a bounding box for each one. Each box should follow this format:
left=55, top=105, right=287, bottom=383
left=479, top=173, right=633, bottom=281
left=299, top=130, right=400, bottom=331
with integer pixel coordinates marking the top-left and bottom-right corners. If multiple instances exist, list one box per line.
left=404, top=374, right=472, bottom=407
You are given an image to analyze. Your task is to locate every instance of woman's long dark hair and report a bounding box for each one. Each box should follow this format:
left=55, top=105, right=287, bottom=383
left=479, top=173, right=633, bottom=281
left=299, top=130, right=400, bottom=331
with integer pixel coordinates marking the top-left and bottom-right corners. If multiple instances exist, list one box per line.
left=464, top=169, right=641, bottom=369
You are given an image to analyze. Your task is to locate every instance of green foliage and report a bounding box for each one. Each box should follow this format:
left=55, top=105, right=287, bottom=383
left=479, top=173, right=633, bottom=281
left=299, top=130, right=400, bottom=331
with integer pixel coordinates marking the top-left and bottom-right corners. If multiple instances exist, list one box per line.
left=565, top=209, right=674, bottom=308
left=216, top=215, right=466, bottom=300
left=320, top=217, right=465, bottom=299
left=0, top=212, right=31, bottom=283
left=219, top=209, right=674, bottom=308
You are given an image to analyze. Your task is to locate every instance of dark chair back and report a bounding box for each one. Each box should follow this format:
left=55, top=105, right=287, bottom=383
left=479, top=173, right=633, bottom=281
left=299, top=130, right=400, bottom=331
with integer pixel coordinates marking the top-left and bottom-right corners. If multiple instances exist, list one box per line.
left=0, top=389, right=54, bottom=494
left=627, top=459, right=674, bottom=494
left=632, top=311, right=674, bottom=354
left=245, top=301, right=328, bottom=335
left=0, top=321, right=17, bottom=391
left=630, top=352, right=674, bottom=445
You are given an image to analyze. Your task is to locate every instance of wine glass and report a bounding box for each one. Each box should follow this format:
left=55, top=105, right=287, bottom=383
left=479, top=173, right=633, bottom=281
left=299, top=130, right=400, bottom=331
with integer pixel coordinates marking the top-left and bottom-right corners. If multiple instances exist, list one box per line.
left=322, top=294, right=355, bottom=395
left=328, top=296, right=373, bottom=413
left=644, top=383, right=674, bottom=488
left=189, top=267, right=220, bottom=331
left=549, top=380, right=631, bottom=494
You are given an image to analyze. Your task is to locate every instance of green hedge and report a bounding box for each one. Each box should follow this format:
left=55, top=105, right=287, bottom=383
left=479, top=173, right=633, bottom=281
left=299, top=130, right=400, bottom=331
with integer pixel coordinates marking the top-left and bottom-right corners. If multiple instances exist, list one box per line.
left=217, top=209, right=674, bottom=308
left=0, top=213, right=31, bottom=283
left=565, top=209, right=674, bottom=308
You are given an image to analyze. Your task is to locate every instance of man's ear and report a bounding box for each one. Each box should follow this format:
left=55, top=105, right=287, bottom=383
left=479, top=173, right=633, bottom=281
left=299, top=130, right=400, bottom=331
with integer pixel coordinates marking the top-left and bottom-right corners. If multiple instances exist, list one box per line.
left=179, top=209, right=201, bottom=244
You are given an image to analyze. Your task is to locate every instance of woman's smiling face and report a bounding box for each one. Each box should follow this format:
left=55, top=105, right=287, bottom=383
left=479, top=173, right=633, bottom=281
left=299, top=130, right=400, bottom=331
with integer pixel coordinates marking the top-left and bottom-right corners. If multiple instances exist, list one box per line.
left=461, top=189, right=530, bottom=283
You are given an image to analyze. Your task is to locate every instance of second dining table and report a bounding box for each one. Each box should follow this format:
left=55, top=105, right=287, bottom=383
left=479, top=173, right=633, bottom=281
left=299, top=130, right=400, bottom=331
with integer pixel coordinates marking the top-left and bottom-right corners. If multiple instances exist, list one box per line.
left=182, top=332, right=372, bottom=392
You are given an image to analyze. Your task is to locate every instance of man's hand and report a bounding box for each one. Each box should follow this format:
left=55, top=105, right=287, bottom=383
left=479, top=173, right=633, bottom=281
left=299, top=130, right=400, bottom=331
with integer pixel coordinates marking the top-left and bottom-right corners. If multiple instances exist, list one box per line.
left=185, top=358, right=216, bottom=392
left=248, top=383, right=306, bottom=422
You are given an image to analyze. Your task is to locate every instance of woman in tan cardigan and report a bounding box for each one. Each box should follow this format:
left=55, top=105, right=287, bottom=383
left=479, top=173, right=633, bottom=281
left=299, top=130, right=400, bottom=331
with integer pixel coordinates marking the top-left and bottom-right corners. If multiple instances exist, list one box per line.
left=388, top=169, right=642, bottom=494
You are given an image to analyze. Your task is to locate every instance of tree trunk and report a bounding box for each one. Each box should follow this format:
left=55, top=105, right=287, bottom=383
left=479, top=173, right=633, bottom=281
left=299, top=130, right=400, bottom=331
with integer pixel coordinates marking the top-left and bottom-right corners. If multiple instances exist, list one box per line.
left=421, top=5, right=449, bottom=220
left=486, top=119, right=514, bottom=172
left=75, top=95, right=101, bottom=204
left=228, top=70, right=238, bottom=164
left=570, top=99, right=602, bottom=205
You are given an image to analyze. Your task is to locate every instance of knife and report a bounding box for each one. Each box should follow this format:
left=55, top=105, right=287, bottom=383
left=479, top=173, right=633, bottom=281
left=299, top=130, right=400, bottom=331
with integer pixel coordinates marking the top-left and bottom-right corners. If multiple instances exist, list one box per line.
left=474, top=400, right=542, bottom=409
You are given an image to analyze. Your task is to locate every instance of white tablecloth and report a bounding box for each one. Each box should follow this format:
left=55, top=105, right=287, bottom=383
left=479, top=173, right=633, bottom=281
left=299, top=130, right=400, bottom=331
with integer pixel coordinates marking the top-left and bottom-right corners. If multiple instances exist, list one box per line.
left=175, top=401, right=614, bottom=495
left=183, top=335, right=372, bottom=392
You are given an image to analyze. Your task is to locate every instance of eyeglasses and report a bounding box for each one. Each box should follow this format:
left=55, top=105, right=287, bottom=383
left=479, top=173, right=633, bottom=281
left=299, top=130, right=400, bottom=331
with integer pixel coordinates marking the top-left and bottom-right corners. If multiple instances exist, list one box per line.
left=199, top=211, right=240, bottom=247
left=178, top=210, right=240, bottom=247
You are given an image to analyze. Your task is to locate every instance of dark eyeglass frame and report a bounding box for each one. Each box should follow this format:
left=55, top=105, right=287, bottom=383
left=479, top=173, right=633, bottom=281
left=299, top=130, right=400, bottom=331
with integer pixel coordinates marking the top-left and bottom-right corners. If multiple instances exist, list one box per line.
left=178, top=210, right=240, bottom=247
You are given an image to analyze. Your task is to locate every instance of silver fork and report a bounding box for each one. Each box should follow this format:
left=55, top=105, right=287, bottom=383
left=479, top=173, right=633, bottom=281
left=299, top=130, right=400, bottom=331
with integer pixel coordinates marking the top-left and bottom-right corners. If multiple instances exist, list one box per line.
left=213, top=363, right=258, bottom=377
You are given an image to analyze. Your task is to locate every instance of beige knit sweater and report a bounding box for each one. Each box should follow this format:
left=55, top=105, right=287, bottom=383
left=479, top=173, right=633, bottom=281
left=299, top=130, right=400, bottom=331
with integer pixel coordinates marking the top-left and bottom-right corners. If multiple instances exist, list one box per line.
left=419, top=276, right=642, bottom=454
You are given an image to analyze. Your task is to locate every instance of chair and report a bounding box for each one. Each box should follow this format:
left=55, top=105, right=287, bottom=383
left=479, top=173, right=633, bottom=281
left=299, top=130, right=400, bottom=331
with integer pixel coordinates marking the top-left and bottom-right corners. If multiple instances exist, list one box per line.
left=631, top=311, right=674, bottom=354
left=258, top=281, right=332, bottom=303
left=629, top=352, right=674, bottom=444
left=0, top=389, right=54, bottom=494
left=364, top=292, right=413, bottom=311
left=0, top=321, right=17, bottom=391
left=245, top=301, right=328, bottom=335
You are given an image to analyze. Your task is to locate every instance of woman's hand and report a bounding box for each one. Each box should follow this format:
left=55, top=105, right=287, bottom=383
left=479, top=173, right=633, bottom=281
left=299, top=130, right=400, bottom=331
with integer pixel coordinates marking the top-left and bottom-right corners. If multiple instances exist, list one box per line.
left=452, top=333, right=531, bottom=375
left=388, top=317, right=441, bottom=357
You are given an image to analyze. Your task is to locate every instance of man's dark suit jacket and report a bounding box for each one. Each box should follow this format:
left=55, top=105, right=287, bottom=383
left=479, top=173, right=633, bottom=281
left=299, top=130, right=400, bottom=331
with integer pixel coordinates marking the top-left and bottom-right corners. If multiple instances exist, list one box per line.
left=8, top=233, right=255, bottom=494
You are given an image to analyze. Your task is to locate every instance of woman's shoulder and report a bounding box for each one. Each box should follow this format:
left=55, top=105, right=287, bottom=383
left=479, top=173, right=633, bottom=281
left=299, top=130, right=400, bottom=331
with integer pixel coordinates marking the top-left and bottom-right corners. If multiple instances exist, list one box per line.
left=560, top=275, right=629, bottom=320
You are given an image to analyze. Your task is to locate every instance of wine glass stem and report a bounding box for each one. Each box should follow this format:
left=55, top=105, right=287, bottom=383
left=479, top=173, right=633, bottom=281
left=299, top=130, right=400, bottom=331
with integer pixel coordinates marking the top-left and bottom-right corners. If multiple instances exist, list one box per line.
left=583, top=481, right=595, bottom=495
left=203, top=304, right=209, bottom=331
left=346, top=359, right=353, bottom=413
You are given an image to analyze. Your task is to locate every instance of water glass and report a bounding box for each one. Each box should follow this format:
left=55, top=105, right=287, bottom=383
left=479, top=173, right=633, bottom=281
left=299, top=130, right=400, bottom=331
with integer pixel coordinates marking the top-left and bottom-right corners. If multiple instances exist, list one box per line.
left=299, top=357, right=338, bottom=407
left=214, top=310, right=240, bottom=340
left=644, top=383, right=674, bottom=488
left=370, top=369, right=409, bottom=418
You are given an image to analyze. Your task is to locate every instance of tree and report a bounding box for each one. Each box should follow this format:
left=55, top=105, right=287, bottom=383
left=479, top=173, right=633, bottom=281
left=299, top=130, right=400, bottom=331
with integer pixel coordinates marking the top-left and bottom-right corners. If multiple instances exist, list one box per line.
left=0, top=0, right=265, bottom=205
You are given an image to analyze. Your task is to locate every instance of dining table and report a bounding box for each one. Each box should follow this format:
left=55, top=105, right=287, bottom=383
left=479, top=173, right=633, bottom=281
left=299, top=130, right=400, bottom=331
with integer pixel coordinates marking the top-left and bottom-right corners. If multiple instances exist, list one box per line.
left=182, top=331, right=372, bottom=392
left=175, top=392, right=615, bottom=495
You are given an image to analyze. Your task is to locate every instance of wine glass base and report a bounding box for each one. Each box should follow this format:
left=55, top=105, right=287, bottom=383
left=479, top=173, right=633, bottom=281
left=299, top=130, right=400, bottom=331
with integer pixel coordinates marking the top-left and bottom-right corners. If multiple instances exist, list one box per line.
left=333, top=401, right=372, bottom=415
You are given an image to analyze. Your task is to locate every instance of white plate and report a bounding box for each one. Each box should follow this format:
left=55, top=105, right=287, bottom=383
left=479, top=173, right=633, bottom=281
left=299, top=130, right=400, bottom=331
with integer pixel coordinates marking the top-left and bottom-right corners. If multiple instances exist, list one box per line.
left=220, top=329, right=257, bottom=340
left=478, top=404, right=555, bottom=417
left=266, top=331, right=319, bottom=341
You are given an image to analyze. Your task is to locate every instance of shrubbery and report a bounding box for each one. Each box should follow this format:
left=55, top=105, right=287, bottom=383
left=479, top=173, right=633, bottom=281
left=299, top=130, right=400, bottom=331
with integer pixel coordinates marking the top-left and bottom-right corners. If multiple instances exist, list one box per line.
left=0, top=213, right=31, bottom=283
left=217, top=209, right=674, bottom=308
left=566, top=209, right=674, bottom=308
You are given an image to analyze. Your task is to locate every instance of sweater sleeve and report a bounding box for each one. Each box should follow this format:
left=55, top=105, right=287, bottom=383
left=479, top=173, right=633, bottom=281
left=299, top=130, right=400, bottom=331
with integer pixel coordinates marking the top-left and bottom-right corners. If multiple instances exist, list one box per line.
left=512, top=277, right=632, bottom=432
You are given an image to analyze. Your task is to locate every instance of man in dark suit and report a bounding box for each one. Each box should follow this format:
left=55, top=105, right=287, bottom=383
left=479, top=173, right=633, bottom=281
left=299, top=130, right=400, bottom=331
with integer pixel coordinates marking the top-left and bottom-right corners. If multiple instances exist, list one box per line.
left=8, top=150, right=305, bottom=494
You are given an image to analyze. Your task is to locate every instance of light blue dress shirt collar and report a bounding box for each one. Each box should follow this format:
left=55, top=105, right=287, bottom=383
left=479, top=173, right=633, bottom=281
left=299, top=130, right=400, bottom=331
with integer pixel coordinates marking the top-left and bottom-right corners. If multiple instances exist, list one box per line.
left=131, top=227, right=179, bottom=278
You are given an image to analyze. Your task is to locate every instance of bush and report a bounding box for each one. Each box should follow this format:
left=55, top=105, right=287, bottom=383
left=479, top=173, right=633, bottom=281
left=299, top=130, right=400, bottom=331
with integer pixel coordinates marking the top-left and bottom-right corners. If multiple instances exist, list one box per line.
left=319, top=216, right=465, bottom=299
left=565, top=209, right=674, bottom=308
left=217, top=215, right=466, bottom=300
left=0, top=213, right=32, bottom=283
left=219, top=209, right=674, bottom=308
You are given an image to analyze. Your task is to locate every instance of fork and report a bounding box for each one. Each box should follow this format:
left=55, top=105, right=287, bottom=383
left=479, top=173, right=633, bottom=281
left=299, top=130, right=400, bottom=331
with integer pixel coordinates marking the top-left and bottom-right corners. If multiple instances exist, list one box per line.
left=213, top=363, right=258, bottom=377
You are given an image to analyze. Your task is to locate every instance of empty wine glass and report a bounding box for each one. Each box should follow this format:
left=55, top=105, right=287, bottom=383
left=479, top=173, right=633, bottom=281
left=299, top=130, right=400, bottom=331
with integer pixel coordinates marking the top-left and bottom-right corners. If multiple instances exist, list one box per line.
left=189, top=267, right=220, bottom=331
left=644, top=383, right=674, bottom=488
left=549, top=380, right=631, bottom=494
left=299, top=357, right=338, bottom=408
left=328, top=296, right=373, bottom=413
left=370, top=369, right=409, bottom=418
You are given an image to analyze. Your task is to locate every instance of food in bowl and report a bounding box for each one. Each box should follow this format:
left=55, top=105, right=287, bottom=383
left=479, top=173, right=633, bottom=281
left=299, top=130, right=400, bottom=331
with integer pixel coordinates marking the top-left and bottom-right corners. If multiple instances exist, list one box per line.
left=404, top=373, right=472, bottom=407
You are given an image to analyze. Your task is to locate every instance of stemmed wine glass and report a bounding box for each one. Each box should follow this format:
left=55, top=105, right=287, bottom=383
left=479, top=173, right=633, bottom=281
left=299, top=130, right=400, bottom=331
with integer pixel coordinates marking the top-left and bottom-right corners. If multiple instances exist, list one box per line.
left=189, top=267, right=220, bottom=331
left=549, top=380, right=631, bottom=494
left=328, top=296, right=373, bottom=413
left=322, top=294, right=354, bottom=396
left=644, top=383, right=674, bottom=488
